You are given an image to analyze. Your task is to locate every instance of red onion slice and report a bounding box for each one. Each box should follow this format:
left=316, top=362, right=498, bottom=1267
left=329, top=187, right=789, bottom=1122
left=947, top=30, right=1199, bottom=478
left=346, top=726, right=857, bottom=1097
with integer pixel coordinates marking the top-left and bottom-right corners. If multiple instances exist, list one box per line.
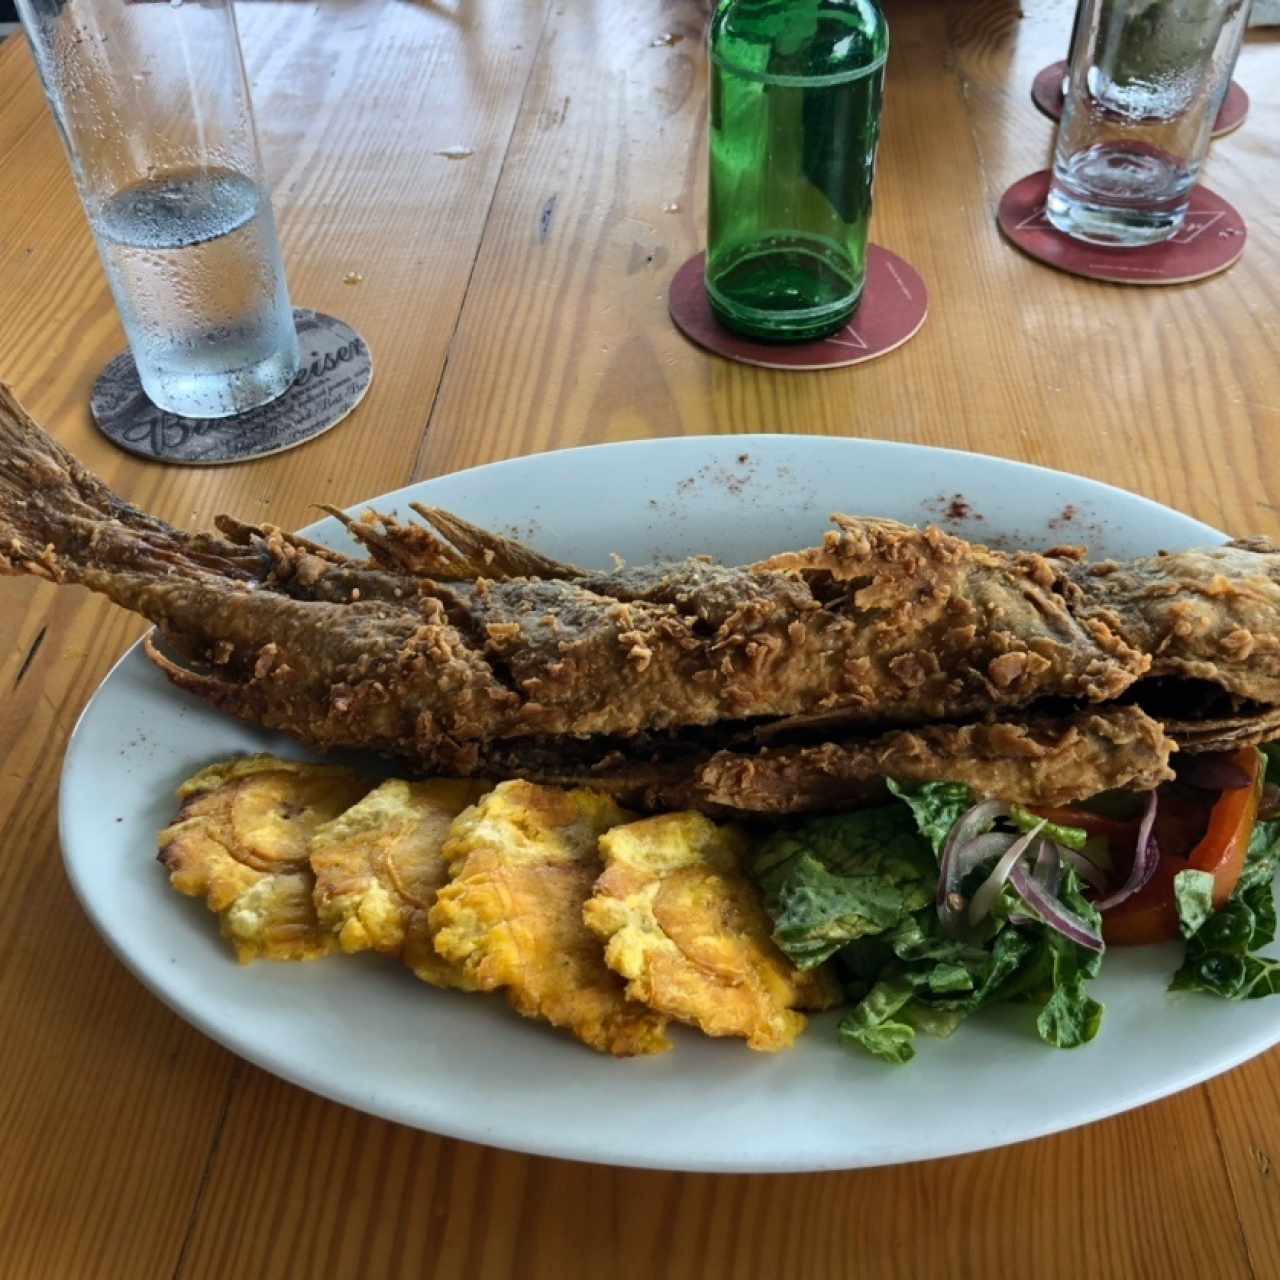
left=960, top=833, right=1019, bottom=868
left=937, top=800, right=1009, bottom=930
left=1061, top=848, right=1109, bottom=892
left=1094, top=790, right=1160, bottom=913
left=1034, top=840, right=1062, bottom=898
left=1010, top=838, right=1060, bottom=926
left=938, top=832, right=1015, bottom=932
left=1009, top=862, right=1105, bottom=953
left=968, top=821, right=1045, bottom=926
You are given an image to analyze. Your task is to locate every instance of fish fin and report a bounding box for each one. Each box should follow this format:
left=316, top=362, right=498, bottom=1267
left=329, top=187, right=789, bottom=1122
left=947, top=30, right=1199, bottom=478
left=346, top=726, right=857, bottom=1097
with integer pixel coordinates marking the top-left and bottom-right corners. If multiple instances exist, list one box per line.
left=410, top=505, right=582, bottom=581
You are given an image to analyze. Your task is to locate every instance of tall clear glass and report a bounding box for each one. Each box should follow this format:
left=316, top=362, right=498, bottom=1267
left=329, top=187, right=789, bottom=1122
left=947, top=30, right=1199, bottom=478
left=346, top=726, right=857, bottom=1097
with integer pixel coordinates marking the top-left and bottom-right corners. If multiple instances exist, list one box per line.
left=1046, top=0, right=1250, bottom=247
left=17, top=0, right=299, bottom=418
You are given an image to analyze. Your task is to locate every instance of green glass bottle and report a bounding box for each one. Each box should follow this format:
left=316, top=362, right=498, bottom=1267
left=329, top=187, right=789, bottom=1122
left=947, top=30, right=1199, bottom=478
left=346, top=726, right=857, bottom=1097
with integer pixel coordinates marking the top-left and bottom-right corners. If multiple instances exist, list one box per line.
left=706, top=0, right=888, bottom=343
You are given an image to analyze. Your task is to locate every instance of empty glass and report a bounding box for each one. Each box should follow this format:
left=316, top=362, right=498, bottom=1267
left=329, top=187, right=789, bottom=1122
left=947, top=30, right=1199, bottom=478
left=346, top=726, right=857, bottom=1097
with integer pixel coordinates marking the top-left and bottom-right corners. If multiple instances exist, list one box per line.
left=1046, top=0, right=1250, bottom=246
left=17, top=0, right=299, bottom=418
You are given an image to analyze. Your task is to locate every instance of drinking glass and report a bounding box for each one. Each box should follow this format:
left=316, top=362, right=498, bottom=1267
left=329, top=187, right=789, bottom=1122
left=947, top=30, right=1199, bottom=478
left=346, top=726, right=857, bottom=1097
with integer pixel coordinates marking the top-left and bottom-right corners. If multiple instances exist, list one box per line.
left=17, top=0, right=299, bottom=418
left=1046, top=0, right=1251, bottom=246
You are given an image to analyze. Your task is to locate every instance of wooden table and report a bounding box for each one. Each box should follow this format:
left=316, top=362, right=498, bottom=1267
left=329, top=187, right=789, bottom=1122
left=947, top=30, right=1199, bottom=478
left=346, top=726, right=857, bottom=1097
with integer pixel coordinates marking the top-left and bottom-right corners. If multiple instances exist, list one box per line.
left=2, top=0, right=1279, bottom=1274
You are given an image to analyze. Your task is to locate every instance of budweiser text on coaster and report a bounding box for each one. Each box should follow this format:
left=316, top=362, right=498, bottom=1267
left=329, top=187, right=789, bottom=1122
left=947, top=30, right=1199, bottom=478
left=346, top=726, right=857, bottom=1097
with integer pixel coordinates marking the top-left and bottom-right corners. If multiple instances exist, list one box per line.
left=1046, top=0, right=1249, bottom=248
left=16, top=0, right=300, bottom=419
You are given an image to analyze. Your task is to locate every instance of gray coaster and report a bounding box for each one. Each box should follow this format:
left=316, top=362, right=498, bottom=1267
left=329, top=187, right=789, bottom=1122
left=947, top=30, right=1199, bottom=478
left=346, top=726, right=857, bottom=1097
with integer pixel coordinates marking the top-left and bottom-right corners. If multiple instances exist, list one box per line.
left=90, top=309, right=372, bottom=466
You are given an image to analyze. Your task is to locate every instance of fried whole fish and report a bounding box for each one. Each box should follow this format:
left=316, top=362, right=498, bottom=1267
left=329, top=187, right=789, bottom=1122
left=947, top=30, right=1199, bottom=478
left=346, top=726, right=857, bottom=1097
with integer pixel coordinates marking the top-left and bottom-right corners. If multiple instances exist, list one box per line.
left=2, top=383, right=1279, bottom=810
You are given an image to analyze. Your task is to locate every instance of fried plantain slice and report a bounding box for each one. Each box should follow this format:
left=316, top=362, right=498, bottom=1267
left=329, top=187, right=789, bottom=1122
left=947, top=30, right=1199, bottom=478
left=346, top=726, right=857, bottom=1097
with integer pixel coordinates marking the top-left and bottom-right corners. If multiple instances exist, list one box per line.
left=157, top=755, right=371, bottom=963
left=429, top=781, right=671, bottom=1056
left=584, top=812, right=840, bottom=1051
left=309, top=777, right=489, bottom=987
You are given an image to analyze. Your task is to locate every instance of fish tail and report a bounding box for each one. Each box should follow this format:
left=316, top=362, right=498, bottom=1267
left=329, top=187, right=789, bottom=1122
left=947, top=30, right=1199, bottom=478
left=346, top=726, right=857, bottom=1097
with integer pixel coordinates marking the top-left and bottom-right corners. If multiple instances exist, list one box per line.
left=0, top=382, right=262, bottom=588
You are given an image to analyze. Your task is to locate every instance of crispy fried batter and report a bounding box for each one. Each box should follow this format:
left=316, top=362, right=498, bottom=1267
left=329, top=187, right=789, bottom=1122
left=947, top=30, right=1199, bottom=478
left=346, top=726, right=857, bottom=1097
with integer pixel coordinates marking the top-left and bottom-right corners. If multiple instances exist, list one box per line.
left=309, top=777, right=489, bottom=986
left=429, top=781, right=671, bottom=1056
left=477, top=705, right=1176, bottom=815
left=1162, top=705, right=1280, bottom=754
left=440, top=518, right=1148, bottom=740
left=6, top=383, right=1280, bottom=786
left=1070, top=540, right=1280, bottom=708
left=691, top=705, right=1176, bottom=813
left=584, top=813, right=839, bottom=1050
left=157, top=755, right=371, bottom=962
left=0, top=386, right=1151, bottom=765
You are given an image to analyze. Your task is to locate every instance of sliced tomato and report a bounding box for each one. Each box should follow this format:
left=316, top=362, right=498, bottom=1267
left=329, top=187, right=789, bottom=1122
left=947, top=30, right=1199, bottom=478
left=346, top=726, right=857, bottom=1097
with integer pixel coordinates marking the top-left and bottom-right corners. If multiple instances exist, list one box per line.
left=1104, top=748, right=1261, bottom=946
left=1031, top=747, right=1262, bottom=947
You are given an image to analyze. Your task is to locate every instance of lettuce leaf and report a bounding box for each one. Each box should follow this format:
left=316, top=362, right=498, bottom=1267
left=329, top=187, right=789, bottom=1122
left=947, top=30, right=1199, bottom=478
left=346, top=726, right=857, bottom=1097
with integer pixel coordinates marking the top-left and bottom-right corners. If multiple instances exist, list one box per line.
left=892, top=787, right=1104, bottom=1046
left=769, top=854, right=919, bottom=968
left=751, top=781, right=1107, bottom=1064
left=1239, top=812, right=1280, bottom=895
left=834, top=865, right=1104, bottom=1060
left=838, top=974, right=918, bottom=1064
left=1169, top=756, right=1280, bottom=1000
left=752, top=808, right=936, bottom=968
left=1170, top=826, right=1280, bottom=1000
left=974, top=866, right=1104, bottom=1047
left=1173, top=868, right=1215, bottom=938
left=885, top=779, right=973, bottom=857
left=1036, top=975, right=1104, bottom=1048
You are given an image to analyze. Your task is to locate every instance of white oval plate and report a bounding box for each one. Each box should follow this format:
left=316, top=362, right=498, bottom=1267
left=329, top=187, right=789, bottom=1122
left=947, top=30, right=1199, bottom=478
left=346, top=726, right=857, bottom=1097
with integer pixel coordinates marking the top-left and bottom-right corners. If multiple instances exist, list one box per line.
left=59, top=436, right=1280, bottom=1173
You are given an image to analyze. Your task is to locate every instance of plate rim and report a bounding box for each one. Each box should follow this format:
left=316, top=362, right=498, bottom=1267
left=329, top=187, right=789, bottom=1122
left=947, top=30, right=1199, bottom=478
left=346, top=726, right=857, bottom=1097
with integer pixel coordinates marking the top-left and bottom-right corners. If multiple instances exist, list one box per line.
left=59, top=432, right=1273, bottom=1173
left=293, top=430, right=1226, bottom=549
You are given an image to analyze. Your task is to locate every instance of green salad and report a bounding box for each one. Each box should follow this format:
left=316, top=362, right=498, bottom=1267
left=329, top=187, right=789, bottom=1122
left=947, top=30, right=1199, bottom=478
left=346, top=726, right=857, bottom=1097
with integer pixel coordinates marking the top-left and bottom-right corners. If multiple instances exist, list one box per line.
left=748, top=749, right=1280, bottom=1065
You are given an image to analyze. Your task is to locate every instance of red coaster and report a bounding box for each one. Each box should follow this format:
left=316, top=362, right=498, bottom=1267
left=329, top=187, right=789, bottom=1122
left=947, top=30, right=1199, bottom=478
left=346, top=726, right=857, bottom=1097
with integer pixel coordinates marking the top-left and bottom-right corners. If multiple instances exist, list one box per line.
left=669, top=246, right=927, bottom=371
left=997, top=170, right=1246, bottom=285
left=1031, top=60, right=1249, bottom=139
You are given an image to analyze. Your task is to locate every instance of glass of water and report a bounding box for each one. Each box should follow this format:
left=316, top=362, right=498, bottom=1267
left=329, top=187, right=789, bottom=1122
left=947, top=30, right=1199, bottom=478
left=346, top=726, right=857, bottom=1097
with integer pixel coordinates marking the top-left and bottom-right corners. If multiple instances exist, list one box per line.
left=1046, top=0, right=1250, bottom=247
left=17, top=0, right=299, bottom=418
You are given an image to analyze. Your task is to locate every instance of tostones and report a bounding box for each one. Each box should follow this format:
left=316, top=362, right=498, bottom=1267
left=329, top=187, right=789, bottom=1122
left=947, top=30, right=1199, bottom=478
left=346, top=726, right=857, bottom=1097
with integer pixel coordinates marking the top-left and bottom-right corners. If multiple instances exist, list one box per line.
left=429, top=780, right=671, bottom=1056
left=157, top=755, right=370, bottom=963
left=584, top=812, right=840, bottom=1051
left=309, top=777, right=489, bottom=987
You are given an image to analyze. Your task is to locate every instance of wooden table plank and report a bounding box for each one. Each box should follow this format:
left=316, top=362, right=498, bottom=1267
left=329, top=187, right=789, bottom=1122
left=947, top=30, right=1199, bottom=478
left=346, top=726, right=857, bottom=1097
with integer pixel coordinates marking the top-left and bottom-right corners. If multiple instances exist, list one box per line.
left=4, top=0, right=1280, bottom=1276
left=416, top=0, right=1280, bottom=548
left=410, top=0, right=714, bottom=477
left=181, top=2, right=1275, bottom=1276
left=0, top=0, right=549, bottom=1272
left=1206, top=1053, right=1280, bottom=1276
left=176, top=1070, right=1248, bottom=1280
left=946, top=1, right=1280, bottom=538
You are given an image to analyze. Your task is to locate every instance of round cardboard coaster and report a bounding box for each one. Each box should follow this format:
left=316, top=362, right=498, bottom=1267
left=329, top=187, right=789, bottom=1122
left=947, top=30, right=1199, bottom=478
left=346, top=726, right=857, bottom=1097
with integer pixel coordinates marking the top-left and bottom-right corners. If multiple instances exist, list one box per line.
left=1031, top=60, right=1249, bottom=138
left=91, top=309, right=372, bottom=466
left=669, top=246, right=928, bottom=371
left=996, top=169, right=1246, bottom=285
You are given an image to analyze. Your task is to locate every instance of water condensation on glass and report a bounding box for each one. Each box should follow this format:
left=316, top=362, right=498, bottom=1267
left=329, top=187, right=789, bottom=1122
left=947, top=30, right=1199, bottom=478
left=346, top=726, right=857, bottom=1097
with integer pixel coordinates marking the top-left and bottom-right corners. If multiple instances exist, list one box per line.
left=1091, top=0, right=1231, bottom=117
left=1047, top=0, right=1249, bottom=246
left=16, top=0, right=299, bottom=417
left=92, top=170, right=297, bottom=417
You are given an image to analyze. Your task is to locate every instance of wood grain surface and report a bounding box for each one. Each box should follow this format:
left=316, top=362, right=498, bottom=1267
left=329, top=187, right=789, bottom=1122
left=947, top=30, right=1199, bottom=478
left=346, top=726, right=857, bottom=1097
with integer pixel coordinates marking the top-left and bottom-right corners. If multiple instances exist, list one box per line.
left=2, top=0, right=1279, bottom=1275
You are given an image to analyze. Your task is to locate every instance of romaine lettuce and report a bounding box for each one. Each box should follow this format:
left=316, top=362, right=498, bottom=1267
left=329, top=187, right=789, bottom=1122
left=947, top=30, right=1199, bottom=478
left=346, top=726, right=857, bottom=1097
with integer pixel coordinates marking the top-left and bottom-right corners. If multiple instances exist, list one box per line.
left=751, top=784, right=1106, bottom=1064
left=1171, top=814, right=1280, bottom=1000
